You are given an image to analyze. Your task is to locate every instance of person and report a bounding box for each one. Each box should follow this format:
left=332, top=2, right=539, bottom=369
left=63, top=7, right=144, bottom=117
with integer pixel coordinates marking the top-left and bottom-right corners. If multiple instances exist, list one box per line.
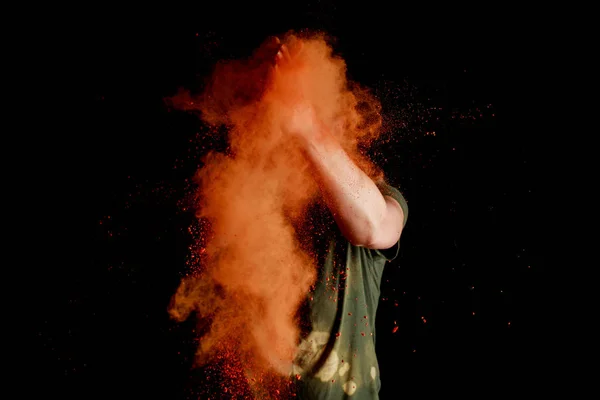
left=271, top=38, right=409, bottom=399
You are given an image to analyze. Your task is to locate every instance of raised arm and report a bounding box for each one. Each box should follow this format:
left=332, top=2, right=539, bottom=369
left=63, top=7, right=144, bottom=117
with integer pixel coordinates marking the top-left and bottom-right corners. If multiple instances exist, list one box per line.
left=274, top=42, right=404, bottom=249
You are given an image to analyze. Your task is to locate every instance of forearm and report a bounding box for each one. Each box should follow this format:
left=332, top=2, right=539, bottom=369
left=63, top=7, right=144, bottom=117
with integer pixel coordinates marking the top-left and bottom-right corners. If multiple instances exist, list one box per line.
left=298, top=124, right=389, bottom=248
left=270, top=39, right=403, bottom=248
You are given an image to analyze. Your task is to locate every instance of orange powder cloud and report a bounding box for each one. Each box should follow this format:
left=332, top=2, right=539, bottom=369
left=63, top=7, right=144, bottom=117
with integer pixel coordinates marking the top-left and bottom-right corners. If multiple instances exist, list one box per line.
left=168, top=31, right=385, bottom=397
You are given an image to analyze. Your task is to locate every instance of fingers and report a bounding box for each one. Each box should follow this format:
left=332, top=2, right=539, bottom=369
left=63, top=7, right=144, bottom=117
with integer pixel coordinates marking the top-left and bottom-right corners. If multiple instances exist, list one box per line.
left=275, top=46, right=287, bottom=68
left=276, top=48, right=284, bottom=64
left=280, top=44, right=292, bottom=62
left=274, top=34, right=295, bottom=65
left=288, top=38, right=304, bottom=58
left=260, top=35, right=304, bottom=70
left=257, top=36, right=282, bottom=61
left=272, top=36, right=303, bottom=78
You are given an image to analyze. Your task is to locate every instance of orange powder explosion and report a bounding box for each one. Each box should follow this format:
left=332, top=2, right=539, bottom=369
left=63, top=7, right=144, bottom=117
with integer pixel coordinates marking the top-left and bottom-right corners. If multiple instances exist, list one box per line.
left=168, top=31, right=385, bottom=397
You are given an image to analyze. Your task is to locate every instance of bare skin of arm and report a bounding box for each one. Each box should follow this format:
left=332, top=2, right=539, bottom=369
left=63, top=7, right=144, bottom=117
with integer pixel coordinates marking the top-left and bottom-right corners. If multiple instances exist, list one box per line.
left=274, top=41, right=404, bottom=249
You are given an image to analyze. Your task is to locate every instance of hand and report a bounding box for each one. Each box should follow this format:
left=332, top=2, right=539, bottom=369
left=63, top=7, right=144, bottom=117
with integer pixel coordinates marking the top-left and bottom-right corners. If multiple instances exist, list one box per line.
left=270, top=37, right=321, bottom=144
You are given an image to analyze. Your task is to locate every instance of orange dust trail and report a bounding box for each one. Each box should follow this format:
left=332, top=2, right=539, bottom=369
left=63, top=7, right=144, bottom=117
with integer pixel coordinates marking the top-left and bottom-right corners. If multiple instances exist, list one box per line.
left=168, top=31, right=386, bottom=397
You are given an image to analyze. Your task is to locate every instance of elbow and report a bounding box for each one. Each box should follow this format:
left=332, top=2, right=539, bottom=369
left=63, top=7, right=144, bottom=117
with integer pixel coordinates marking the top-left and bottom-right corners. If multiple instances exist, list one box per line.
left=361, top=196, right=405, bottom=249
left=341, top=197, right=404, bottom=249
left=347, top=218, right=379, bottom=248
left=359, top=217, right=403, bottom=250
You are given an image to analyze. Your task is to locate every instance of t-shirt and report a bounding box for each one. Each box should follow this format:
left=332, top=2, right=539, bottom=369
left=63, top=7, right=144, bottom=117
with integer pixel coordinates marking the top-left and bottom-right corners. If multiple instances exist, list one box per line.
left=292, top=182, right=408, bottom=399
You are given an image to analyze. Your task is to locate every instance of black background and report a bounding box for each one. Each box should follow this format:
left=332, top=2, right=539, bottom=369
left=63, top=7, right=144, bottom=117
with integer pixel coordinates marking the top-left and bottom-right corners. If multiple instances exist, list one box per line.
left=38, top=3, right=553, bottom=398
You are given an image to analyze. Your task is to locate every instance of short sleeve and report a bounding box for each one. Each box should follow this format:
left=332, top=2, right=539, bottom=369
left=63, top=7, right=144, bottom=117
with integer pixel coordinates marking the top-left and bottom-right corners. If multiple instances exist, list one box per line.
left=373, top=181, right=409, bottom=261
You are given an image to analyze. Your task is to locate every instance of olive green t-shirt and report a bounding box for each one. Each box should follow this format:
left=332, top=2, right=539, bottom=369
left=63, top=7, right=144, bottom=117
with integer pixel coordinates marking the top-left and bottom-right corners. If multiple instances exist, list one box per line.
left=293, top=183, right=408, bottom=399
